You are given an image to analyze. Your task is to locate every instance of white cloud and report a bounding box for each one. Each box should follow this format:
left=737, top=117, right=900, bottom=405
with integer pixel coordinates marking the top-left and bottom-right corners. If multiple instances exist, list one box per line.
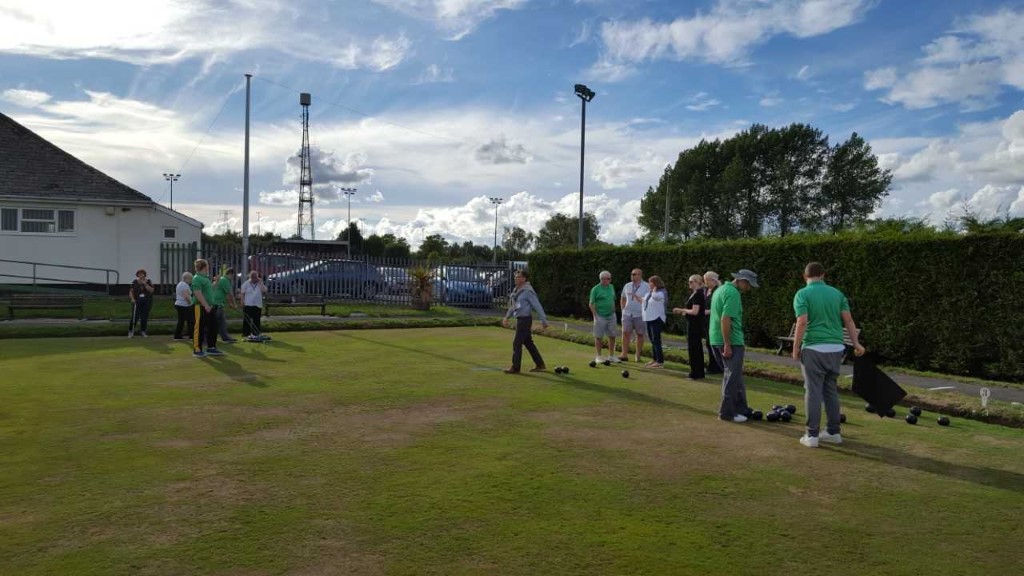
left=796, top=64, right=811, bottom=80
left=591, top=0, right=873, bottom=79
left=864, top=7, right=1024, bottom=109
left=759, top=94, right=783, bottom=107
left=1, top=88, right=51, bottom=107
left=0, top=0, right=411, bottom=71
left=283, top=147, right=375, bottom=191
left=923, top=188, right=964, bottom=214
left=415, top=64, right=455, bottom=84
left=475, top=135, right=532, bottom=164
left=686, top=92, right=721, bottom=112
left=591, top=148, right=663, bottom=190
left=890, top=141, right=962, bottom=182
left=372, top=0, right=526, bottom=40
left=368, top=190, right=385, bottom=203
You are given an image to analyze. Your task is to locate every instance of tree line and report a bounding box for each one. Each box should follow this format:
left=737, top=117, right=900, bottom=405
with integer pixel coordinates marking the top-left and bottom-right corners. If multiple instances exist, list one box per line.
left=638, top=123, right=893, bottom=240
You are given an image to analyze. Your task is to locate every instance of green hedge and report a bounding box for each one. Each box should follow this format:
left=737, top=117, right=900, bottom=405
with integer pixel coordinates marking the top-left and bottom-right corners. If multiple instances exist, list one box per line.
left=529, top=233, right=1024, bottom=381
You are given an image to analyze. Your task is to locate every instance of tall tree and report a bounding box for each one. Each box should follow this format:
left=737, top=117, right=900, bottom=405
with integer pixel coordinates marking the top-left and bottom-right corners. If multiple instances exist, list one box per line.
left=417, top=234, right=449, bottom=259
left=336, top=222, right=364, bottom=256
left=502, top=226, right=535, bottom=258
left=818, top=132, right=892, bottom=233
left=535, top=213, right=600, bottom=251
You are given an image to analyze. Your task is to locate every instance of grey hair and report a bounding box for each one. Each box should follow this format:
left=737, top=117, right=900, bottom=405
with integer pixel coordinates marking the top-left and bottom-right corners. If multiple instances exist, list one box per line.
left=704, top=271, right=719, bottom=282
left=182, top=272, right=193, bottom=281
left=599, top=270, right=611, bottom=279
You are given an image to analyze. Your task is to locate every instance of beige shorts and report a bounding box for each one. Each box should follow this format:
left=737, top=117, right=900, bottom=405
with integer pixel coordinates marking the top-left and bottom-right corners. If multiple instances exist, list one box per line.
left=621, top=315, right=645, bottom=334
left=593, top=315, right=617, bottom=339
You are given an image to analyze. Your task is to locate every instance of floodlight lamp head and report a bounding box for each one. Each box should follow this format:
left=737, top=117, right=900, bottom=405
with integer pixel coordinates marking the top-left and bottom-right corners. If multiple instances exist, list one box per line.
left=300, top=93, right=311, bottom=106
left=574, top=84, right=595, bottom=102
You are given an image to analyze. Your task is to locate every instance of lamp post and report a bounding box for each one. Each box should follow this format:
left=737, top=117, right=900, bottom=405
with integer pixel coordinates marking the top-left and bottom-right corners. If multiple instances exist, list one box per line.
left=574, top=83, right=595, bottom=250
left=341, top=187, right=357, bottom=258
left=163, top=173, right=180, bottom=210
left=489, top=197, right=503, bottom=263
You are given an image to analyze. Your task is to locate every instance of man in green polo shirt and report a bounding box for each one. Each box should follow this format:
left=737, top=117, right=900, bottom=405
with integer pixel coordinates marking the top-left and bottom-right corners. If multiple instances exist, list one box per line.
left=792, top=262, right=864, bottom=448
left=589, top=270, right=619, bottom=364
left=190, top=259, right=222, bottom=358
left=709, top=269, right=759, bottom=423
left=212, top=268, right=238, bottom=343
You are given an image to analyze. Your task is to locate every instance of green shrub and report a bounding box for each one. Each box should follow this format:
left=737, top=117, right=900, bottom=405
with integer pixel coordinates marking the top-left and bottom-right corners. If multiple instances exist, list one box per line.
left=529, top=233, right=1024, bottom=381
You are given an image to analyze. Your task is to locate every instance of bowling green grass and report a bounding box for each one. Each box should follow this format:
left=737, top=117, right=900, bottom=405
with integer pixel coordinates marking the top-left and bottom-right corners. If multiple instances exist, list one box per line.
left=1, top=328, right=1022, bottom=576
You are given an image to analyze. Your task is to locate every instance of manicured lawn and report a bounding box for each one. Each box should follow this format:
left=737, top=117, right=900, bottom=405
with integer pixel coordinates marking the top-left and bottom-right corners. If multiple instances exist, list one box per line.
left=1, top=327, right=1022, bottom=575
left=0, top=296, right=467, bottom=321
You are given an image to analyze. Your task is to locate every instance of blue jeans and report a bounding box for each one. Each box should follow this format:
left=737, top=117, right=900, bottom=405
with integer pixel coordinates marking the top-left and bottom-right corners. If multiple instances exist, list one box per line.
left=646, top=318, right=665, bottom=363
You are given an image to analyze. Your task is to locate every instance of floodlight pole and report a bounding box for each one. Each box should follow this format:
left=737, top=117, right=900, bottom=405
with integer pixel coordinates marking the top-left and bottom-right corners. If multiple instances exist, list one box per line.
left=490, top=197, right=503, bottom=263
left=163, top=173, right=180, bottom=210
left=242, top=73, right=252, bottom=280
left=341, top=187, right=356, bottom=258
left=574, top=84, right=595, bottom=250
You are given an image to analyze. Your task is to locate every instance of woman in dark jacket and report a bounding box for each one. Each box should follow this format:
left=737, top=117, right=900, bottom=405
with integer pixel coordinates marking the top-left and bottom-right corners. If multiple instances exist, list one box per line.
left=673, top=274, right=706, bottom=379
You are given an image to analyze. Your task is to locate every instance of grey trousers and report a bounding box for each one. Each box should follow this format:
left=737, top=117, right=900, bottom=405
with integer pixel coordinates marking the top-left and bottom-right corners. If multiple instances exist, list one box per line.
left=512, top=316, right=544, bottom=371
left=713, top=345, right=748, bottom=420
left=801, top=349, right=845, bottom=437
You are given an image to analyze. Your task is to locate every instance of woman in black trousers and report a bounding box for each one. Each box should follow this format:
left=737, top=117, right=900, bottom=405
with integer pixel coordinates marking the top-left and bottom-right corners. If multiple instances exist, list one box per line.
left=673, top=274, right=706, bottom=379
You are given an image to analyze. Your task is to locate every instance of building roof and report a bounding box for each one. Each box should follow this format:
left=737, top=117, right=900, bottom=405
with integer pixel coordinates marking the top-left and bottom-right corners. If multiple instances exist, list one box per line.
left=0, top=112, right=154, bottom=205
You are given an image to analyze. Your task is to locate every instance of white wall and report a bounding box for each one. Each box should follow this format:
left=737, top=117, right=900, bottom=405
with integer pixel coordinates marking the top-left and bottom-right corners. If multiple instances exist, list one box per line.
left=0, top=201, right=201, bottom=289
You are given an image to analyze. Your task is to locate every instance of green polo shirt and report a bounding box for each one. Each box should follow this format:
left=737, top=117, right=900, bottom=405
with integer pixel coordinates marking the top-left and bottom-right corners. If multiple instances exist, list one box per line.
left=191, top=272, right=213, bottom=307
left=212, top=276, right=233, bottom=306
left=589, top=283, right=616, bottom=317
left=793, top=280, right=850, bottom=347
left=709, top=281, right=744, bottom=346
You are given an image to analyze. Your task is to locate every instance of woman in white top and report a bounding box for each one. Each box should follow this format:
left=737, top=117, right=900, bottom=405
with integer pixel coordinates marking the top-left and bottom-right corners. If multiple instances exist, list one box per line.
left=173, top=272, right=194, bottom=340
left=642, top=275, right=668, bottom=368
left=239, top=271, right=268, bottom=339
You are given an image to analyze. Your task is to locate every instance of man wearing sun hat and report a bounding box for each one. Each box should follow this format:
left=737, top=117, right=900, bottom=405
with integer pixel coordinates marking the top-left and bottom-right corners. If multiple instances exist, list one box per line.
left=709, top=269, right=759, bottom=423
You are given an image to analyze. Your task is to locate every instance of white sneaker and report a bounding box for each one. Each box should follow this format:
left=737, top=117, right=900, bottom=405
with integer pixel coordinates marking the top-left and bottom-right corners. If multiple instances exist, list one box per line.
left=819, top=431, right=843, bottom=444
left=800, top=435, right=820, bottom=448
left=128, top=331, right=133, bottom=338
left=732, top=415, right=748, bottom=423
left=594, top=356, right=604, bottom=364
left=608, top=356, right=621, bottom=363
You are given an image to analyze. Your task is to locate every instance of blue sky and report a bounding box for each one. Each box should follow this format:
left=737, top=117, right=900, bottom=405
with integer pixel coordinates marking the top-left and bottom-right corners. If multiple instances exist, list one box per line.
left=2, top=0, right=1024, bottom=246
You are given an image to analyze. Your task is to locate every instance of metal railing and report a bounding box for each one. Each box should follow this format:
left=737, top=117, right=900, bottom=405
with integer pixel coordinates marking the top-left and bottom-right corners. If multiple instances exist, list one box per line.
left=0, top=258, right=120, bottom=294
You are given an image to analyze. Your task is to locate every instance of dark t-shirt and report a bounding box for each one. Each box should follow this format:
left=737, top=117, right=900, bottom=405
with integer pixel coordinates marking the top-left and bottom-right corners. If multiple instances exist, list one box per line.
left=131, top=279, right=153, bottom=301
left=685, top=289, right=706, bottom=333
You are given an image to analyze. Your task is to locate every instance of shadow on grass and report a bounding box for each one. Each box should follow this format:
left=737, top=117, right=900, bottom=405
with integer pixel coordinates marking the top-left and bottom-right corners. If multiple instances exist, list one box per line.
left=832, top=439, right=1024, bottom=493
left=205, top=354, right=270, bottom=388
left=748, top=418, right=1024, bottom=493
left=333, top=332, right=495, bottom=370
left=549, top=374, right=714, bottom=417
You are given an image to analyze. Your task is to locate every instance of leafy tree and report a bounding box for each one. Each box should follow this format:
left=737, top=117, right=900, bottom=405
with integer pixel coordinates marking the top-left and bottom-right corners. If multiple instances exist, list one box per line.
left=535, top=212, right=601, bottom=251
left=502, top=226, right=535, bottom=258
left=362, top=234, right=387, bottom=257
left=818, top=133, right=892, bottom=233
left=335, top=222, right=364, bottom=256
left=418, top=234, right=449, bottom=258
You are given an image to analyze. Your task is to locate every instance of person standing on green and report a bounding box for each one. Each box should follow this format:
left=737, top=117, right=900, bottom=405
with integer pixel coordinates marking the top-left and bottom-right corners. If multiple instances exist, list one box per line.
left=190, top=259, right=222, bottom=358
left=589, top=270, right=619, bottom=364
left=212, top=268, right=238, bottom=343
left=709, top=269, right=759, bottom=422
left=792, top=262, right=865, bottom=448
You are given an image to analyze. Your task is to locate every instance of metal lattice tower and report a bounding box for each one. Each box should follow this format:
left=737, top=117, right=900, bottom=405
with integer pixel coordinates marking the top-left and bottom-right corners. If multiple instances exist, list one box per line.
left=296, top=93, right=315, bottom=240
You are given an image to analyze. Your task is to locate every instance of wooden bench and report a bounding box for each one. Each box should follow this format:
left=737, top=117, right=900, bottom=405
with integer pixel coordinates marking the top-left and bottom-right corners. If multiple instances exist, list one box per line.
left=7, top=294, right=85, bottom=320
left=776, top=323, right=861, bottom=363
left=264, top=294, right=326, bottom=316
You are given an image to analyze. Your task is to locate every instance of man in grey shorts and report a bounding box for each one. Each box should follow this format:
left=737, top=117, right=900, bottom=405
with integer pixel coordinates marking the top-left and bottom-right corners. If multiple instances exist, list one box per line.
left=589, top=270, right=619, bottom=364
left=791, top=262, right=865, bottom=447
left=618, top=268, right=648, bottom=362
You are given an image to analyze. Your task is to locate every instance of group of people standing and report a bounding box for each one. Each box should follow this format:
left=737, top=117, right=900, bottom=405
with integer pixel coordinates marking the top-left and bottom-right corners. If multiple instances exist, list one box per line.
left=128, top=259, right=270, bottom=358
left=590, top=268, right=725, bottom=377
left=501, top=262, right=865, bottom=448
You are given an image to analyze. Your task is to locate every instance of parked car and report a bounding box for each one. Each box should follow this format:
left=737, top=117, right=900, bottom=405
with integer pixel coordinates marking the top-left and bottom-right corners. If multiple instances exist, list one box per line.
left=266, top=259, right=384, bottom=298
left=248, top=253, right=310, bottom=277
left=378, top=266, right=411, bottom=296
left=434, top=265, right=493, bottom=307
